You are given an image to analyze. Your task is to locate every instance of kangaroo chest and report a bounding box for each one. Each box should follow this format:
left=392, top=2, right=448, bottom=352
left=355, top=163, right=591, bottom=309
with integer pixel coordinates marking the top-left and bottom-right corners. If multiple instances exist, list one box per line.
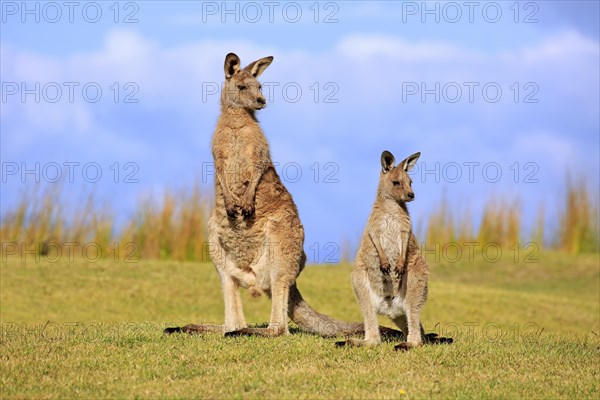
left=366, top=210, right=410, bottom=319
left=378, top=214, right=407, bottom=266
left=214, top=121, right=268, bottom=190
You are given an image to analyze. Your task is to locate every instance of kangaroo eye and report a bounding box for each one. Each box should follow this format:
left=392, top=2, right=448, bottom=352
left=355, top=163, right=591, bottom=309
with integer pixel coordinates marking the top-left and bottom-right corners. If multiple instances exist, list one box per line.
left=258, top=85, right=263, bottom=91
left=393, top=181, right=401, bottom=186
left=237, top=85, right=247, bottom=90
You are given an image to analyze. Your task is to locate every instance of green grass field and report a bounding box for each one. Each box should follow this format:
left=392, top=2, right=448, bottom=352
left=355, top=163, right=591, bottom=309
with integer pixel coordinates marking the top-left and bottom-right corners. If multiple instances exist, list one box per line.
left=1, top=252, right=599, bottom=399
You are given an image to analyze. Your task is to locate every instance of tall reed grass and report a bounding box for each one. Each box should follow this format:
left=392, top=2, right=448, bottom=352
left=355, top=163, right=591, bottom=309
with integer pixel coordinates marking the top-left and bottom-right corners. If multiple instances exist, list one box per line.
left=556, top=177, right=599, bottom=253
left=421, top=178, right=599, bottom=254
left=1, top=176, right=598, bottom=261
left=1, top=182, right=210, bottom=261
left=119, top=182, right=209, bottom=261
left=423, top=196, right=522, bottom=248
left=0, top=184, right=115, bottom=253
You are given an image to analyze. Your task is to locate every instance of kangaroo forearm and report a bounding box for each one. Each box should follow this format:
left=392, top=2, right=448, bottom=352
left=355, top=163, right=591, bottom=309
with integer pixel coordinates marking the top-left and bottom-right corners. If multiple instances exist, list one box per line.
left=399, top=231, right=410, bottom=264
left=241, top=159, right=269, bottom=201
left=213, top=154, right=236, bottom=199
left=216, top=171, right=236, bottom=201
left=237, top=159, right=269, bottom=217
left=395, top=230, right=411, bottom=271
left=243, top=173, right=261, bottom=199
left=369, top=230, right=390, bottom=265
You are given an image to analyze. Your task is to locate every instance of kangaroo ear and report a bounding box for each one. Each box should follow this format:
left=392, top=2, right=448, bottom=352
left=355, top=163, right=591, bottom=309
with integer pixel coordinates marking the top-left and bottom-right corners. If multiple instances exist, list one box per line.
left=400, top=152, right=421, bottom=172
left=381, top=151, right=395, bottom=174
left=245, top=56, right=274, bottom=78
left=224, top=53, right=241, bottom=79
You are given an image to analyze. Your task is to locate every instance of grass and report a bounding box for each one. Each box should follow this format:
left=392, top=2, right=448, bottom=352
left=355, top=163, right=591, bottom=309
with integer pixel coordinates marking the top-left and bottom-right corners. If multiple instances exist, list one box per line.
left=1, top=252, right=599, bottom=399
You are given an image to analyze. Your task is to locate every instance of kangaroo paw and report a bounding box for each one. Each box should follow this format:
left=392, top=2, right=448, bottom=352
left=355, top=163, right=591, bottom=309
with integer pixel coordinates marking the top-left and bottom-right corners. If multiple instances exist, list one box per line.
left=379, top=262, right=391, bottom=274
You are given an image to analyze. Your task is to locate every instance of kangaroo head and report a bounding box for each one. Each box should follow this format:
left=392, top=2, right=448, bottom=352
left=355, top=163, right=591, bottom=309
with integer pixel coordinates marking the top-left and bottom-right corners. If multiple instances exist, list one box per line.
left=221, top=53, right=273, bottom=110
left=379, top=150, right=421, bottom=203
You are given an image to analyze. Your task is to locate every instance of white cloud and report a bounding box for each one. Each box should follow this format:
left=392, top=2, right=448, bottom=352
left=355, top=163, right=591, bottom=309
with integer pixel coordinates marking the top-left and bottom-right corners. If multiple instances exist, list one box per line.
left=512, top=30, right=599, bottom=65
left=336, top=34, right=480, bottom=63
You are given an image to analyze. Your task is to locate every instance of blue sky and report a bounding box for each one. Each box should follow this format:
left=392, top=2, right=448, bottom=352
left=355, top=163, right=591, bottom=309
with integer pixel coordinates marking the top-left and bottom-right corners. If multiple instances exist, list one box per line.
left=1, top=1, right=599, bottom=261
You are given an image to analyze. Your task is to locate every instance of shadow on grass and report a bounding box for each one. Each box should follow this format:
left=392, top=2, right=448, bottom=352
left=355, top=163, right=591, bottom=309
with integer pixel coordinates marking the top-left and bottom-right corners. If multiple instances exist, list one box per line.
left=163, top=322, right=453, bottom=347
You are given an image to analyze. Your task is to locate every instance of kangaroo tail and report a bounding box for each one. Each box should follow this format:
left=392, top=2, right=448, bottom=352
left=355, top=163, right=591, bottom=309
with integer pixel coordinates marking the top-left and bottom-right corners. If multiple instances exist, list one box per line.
left=287, top=284, right=362, bottom=337
left=288, top=284, right=402, bottom=338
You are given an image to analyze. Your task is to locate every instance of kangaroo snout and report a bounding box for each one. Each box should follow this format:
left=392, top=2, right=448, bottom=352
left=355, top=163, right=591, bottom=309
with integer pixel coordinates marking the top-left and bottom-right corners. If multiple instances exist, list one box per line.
left=257, top=97, right=266, bottom=106
left=407, top=192, right=415, bottom=200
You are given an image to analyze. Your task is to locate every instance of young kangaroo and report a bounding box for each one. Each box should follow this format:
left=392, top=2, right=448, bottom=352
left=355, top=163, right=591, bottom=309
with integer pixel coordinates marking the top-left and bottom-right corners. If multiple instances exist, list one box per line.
left=167, top=53, right=403, bottom=339
left=337, top=150, right=451, bottom=350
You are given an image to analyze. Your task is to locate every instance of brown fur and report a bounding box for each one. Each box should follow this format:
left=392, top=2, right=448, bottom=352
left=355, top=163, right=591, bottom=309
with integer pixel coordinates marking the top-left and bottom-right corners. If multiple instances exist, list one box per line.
left=336, top=151, right=452, bottom=349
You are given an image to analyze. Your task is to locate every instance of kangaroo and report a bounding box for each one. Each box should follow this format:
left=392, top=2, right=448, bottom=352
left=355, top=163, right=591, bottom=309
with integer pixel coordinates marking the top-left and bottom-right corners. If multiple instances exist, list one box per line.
left=336, top=150, right=452, bottom=350
left=166, top=53, right=402, bottom=339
